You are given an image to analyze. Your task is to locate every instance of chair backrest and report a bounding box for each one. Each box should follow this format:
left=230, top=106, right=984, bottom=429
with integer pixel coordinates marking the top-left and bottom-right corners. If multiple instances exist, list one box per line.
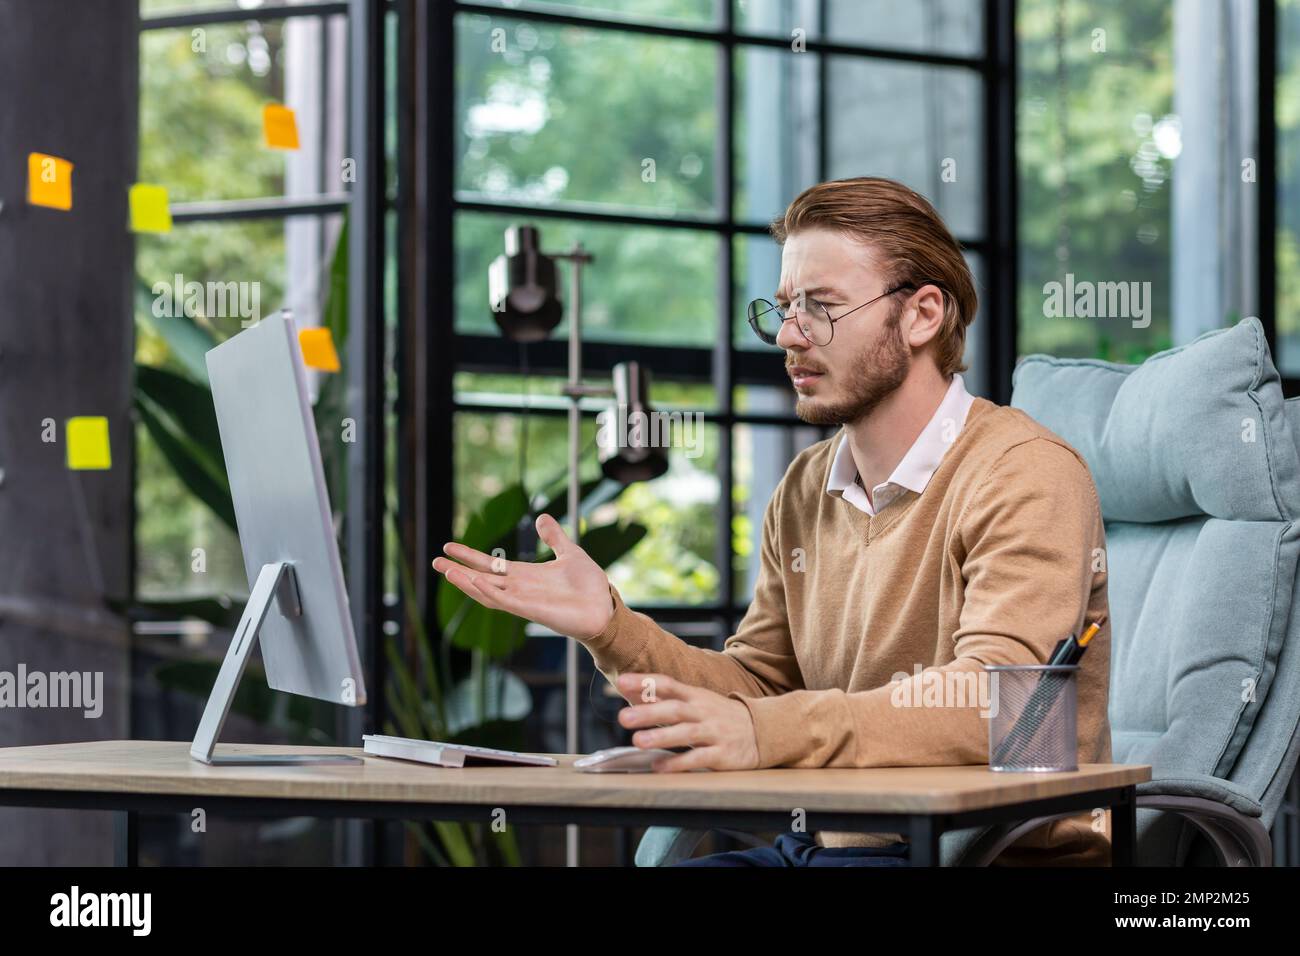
left=1009, top=317, right=1300, bottom=864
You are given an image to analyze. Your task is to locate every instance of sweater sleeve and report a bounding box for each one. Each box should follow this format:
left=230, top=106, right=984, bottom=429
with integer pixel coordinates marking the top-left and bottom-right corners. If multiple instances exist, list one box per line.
left=577, top=491, right=803, bottom=700
left=734, top=438, right=1105, bottom=769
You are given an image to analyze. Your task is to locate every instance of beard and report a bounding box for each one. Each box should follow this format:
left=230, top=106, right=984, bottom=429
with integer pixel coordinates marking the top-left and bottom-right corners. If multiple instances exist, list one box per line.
left=791, top=304, right=911, bottom=426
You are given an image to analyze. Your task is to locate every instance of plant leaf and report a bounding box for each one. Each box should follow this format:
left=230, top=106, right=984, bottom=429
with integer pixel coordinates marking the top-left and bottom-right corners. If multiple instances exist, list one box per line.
left=580, top=520, right=648, bottom=569
left=313, top=219, right=350, bottom=518
left=136, top=364, right=226, bottom=462
left=532, top=475, right=606, bottom=527
left=447, top=603, right=526, bottom=657
left=444, top=667, right=532, bottom=736
left=322, top=218, right=349, bottom=346
left=136, top=280, right=219, bottom=385
left=136, top=391, right=237, bottom=531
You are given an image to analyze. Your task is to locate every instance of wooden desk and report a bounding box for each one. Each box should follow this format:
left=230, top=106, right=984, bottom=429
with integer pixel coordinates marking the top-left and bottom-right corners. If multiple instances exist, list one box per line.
left=0, top=740, right=1150, bottom=866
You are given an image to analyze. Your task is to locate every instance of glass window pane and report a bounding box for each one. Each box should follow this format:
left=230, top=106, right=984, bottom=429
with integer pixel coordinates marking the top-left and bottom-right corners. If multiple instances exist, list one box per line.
left=454, top=411, right=720, bottom=606
left=735, top=46, right=820, bottom=224
left=1017, top=0, right=1173, bottom=363
left=734, top=232, right=784, bottom=350
left=826, top=57, right=983, bottom=239
left=455, top=13, right=718, bottom=214
left=734, top=0, right=820, bottom=39
left=136, top=424, right=248, bottom=598
left=599, top=425, right=720, bottom=606
left=735, top=0, right=983, bottom=57
left=137, top=219, right=286, bottom=340
left=456, top=212, right=721, bottom=348
left=468, top=0, right=721, bottom=28
left=825, top=0, right=982, bottom=56
left=134, top=215, right=344, bottom=595
left=961, top=250, right=986, bottom=397
left=1280, top=1, right=1300, bottom=373
left=140, top=16, right=348, bottom=203
left=136, top=215, right=344, bottom=340
left=733, top=383, right=800, bottom=417
left=733, top=416, right=822, bottom=603
left=454, top=411, right=581, bottom=532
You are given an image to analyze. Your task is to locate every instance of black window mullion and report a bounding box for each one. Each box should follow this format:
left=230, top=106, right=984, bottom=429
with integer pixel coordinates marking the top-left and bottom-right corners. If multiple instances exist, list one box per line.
left=715, top=6, right=737, bottom=650
left=985, top=0, right=1017, bottom=404
left=1259, top=0, right=1278, bottom=372
left=452, top=399, right=812, bottom=430
left=817, top=0, right=828, bottom=183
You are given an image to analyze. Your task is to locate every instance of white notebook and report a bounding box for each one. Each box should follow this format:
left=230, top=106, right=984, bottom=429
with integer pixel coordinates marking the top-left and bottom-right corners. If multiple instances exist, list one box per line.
left=362, top=734, right=558, bottom=768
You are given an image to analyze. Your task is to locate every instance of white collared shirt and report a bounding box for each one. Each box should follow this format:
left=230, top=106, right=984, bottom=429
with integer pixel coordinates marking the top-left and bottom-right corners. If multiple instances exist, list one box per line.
left=826, top=373, right=976, bottom=516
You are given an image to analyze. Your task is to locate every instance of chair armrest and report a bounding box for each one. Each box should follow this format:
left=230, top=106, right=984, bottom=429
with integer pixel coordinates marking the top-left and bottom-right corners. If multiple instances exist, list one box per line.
left=1136, top=773, right=1262, bottom=817
left=958, top=775, right=1269, bottom=866
left=1134, top=793, right=1272, bottom=866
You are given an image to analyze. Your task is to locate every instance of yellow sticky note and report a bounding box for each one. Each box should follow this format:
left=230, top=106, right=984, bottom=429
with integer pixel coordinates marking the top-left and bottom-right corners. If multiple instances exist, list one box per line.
left=299, top=327, right=340, bottom=372
left=28, top=152, right=74, bottom=210
left=129, top=183, right=173, bottom=234
left=66, top=417, right=112, bottom=470
left=263, top=104, right=300, bottom=150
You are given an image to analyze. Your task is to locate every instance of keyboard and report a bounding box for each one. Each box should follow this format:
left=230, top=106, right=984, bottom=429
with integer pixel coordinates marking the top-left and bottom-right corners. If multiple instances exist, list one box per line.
left=361, top=734, right=558, bottom=768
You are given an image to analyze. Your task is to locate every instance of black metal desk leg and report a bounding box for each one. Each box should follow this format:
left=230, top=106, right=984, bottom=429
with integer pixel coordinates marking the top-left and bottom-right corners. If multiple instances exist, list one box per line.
left=1112, top=785, right=1136, bottom=866
left=909, top=816, right=941, bottom=867
left=114, top=810, right=138, bottom=867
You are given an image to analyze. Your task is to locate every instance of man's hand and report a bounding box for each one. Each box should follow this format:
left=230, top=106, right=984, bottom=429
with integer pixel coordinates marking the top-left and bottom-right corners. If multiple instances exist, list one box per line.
left=615, top=673, right=760, bottom=772
left=431, top=513, right=615, bottom=641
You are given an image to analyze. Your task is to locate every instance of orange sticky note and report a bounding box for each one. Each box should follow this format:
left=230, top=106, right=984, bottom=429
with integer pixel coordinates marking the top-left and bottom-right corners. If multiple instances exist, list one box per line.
left=299, top=327, right=340, bottom=372
left=129, top=183, right=173, bottom=234
left=28, top=152, right=74, bottom=210
left=66, top=417, right=111, bottom=470
left=263, top=104, right=300, bottom=150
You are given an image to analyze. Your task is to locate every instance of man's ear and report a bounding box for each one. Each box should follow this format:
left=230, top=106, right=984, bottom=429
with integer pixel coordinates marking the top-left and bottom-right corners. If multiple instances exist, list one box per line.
left=904, top=285, right=946, bottom=349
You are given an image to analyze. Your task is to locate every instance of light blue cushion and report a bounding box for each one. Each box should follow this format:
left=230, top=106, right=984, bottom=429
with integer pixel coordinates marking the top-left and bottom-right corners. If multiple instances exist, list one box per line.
left=1011, top=317, right=1300, bottom=522
left=1104, top=518, right=1300, bottom=778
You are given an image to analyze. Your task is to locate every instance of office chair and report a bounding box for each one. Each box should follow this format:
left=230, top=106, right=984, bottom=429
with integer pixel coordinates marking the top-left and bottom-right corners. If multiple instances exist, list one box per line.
left=638, top=316, right=1300, bottom=866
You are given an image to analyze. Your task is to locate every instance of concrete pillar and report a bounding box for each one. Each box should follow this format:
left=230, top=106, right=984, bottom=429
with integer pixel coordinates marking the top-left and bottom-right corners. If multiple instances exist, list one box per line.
left=0, top=0, right=137, bottom=864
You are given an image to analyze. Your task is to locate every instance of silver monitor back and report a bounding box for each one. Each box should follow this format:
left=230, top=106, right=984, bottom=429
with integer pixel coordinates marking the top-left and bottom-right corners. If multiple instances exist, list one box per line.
left=205, top=312, right=366, bottom=709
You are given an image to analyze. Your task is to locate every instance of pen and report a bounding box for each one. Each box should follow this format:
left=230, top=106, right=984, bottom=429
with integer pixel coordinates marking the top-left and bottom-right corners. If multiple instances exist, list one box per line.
left=1053, top=615, right=1104, bottom=665
left=993, top=616, right=1105, bottom=766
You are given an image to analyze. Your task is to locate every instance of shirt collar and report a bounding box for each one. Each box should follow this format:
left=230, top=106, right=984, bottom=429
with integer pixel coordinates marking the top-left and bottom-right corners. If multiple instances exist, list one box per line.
left=826, top=373, right=975, bottom=502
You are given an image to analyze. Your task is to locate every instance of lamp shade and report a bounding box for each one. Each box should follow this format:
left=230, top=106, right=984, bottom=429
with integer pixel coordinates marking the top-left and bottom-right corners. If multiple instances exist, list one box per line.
left=597, top=362, right=669, bottom=484
left=487, top=224, right=562, bottom=341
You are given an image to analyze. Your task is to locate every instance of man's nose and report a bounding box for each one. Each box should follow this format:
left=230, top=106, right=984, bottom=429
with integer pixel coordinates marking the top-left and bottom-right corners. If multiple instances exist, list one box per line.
left=775, top=312, right=810, bottom=350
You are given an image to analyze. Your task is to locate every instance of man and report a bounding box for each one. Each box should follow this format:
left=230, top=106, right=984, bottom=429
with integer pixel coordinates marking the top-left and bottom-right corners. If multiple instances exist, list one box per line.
left=433, top=177, right=1112, bottom=866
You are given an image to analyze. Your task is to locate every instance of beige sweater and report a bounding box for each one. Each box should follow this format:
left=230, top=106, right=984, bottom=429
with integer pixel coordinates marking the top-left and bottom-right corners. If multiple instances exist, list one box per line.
left=580, top=397, right=1114, bottom=866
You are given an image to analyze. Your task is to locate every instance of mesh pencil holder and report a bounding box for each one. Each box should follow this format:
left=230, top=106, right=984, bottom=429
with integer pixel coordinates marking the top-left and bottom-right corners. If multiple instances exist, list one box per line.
left=984, top=664, right=1079, bottom=772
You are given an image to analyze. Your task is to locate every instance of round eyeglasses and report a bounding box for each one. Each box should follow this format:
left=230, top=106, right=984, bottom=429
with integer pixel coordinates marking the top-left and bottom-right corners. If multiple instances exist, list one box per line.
left=746, top=282, right=924, bottom=347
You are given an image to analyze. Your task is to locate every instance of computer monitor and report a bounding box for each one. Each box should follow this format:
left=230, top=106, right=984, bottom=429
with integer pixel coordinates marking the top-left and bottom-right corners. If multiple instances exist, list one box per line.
left=190, top=311, right=367, bottom=765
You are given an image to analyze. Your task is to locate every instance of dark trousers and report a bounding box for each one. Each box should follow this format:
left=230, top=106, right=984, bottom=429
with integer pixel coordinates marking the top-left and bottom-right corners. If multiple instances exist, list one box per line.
left=671, top=832, right=912, bottom=867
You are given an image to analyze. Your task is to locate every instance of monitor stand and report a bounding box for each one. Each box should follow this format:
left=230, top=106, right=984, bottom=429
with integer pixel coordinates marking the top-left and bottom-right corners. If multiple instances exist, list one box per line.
left=190, top=561, right=363, bottom=766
